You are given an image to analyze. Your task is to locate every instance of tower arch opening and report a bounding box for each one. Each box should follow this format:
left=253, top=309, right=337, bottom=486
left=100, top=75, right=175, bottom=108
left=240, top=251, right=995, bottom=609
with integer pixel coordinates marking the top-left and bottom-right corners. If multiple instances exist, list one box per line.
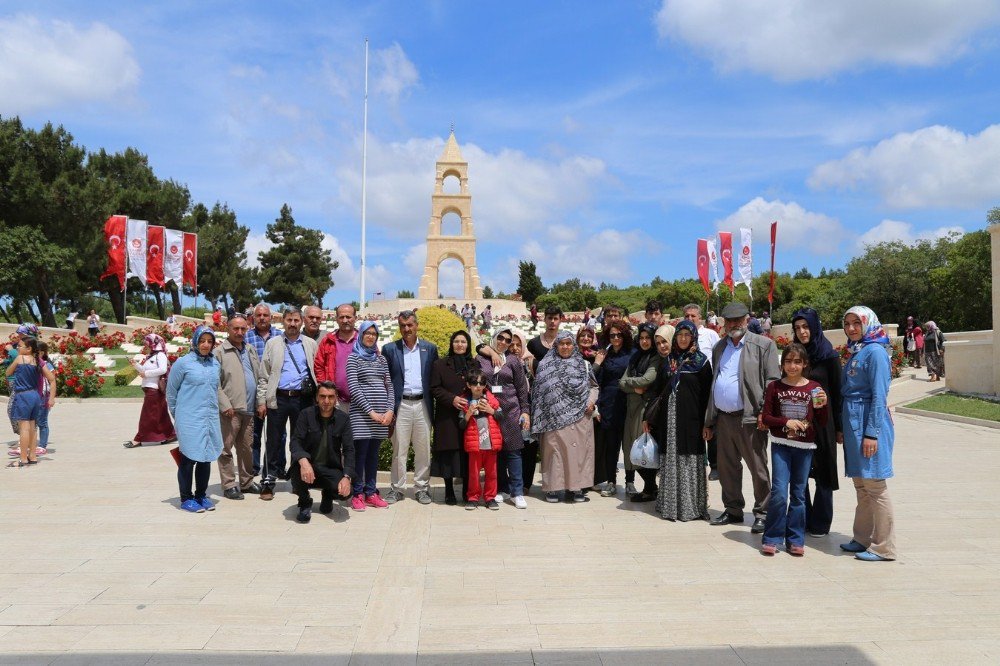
left=441, top=211, right=462, bottom=236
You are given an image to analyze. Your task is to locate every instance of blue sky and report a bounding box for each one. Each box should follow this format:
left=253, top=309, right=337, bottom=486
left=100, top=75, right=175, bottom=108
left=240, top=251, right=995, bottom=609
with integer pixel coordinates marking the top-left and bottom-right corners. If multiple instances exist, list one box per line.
left=3, top=1, right=1000, bottom=305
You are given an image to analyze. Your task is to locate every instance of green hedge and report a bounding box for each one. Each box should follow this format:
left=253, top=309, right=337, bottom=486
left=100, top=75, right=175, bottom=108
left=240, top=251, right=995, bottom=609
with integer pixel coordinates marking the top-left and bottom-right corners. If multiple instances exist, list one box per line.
left=377, top=438, right=414, bottom=472
left=114, top=365, right=139, bottom=386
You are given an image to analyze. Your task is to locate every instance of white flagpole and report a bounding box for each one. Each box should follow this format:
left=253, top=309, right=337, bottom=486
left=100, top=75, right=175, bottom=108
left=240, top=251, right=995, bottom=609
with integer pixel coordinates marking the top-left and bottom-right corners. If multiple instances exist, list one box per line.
left=359, top=38, right=369, bottom=312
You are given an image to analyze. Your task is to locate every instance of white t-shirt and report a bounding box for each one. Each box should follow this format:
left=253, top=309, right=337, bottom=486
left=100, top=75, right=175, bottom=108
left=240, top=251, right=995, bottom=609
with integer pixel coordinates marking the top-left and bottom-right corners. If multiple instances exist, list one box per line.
left=698, top=326, right=721, bottom=366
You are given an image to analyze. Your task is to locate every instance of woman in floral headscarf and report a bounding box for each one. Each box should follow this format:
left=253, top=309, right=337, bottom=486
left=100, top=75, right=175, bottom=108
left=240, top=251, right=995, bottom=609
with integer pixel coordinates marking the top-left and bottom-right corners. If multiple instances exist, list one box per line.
left=839, top=306, right=896, bottom=562
left=124, top=333, right=176, bottom=448
left=646, top=320, right=712, bottom=521
left=923, top=321, right=945, bottom=382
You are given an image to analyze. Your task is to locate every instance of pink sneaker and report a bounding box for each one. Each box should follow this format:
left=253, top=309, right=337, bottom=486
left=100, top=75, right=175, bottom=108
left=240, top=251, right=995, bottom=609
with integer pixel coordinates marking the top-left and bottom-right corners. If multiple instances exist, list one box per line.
left=366, top=493, right=388, bottom=508
left=35, top=448, right=47, bottom=456
left=350, top=495, right=366, bottom=512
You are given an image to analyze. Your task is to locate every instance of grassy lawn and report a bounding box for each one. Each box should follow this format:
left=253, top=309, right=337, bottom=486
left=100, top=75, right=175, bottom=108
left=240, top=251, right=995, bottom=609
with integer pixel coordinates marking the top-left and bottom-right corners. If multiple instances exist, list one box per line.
left=908, top=394, right=1000, bottom=422
left=95, top=384, right=145, bottom=399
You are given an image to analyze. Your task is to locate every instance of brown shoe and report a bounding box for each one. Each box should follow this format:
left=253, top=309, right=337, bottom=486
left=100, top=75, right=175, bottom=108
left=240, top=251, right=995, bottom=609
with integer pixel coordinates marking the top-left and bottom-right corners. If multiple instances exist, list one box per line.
left=260, top=487, right=274, bottom=501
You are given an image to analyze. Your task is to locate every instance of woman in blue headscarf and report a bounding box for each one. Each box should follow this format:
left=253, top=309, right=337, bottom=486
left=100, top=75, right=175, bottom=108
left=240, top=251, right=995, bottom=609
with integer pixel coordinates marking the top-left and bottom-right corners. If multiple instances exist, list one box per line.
left=346, top=321, right=393, bottom=511
left=166, top=326, right=223, bottom=513
left=791, top=308, right=842, bottom=537
left=839, top=306, right=896, bottom=561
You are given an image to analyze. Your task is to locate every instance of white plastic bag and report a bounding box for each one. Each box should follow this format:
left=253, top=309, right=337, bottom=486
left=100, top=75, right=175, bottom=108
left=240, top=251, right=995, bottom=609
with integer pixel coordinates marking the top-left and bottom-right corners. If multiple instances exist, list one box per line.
left=629, top=432, right=659, bottom=469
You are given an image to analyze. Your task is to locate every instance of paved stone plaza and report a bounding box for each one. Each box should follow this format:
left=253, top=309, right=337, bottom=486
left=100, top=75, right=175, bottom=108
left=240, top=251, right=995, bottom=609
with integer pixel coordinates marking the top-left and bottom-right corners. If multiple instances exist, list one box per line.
left=1, top=373, right=999, bottom=664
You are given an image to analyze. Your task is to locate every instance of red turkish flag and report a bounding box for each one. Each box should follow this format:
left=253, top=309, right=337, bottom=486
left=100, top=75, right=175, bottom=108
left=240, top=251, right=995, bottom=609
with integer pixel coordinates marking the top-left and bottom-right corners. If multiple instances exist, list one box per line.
left=696, top=239, right=711, bottom=295
left=719, top=231, right=734, bottom=294
left=99, top=214, right=127, bottom=290
left=146, top=225, right=165, bottom=287
left=182, top=232, right=198, bottom=289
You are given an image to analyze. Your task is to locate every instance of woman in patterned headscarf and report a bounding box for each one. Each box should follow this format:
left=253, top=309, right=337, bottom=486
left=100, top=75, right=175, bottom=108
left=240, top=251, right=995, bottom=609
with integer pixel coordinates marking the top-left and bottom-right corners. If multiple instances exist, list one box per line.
left=839, top=306, right=896, bottom=562
left=646, top=320, right=712, bottom=521
left=531, top=331, right=598, bottom=503
left=124, top=333, right=176, bottom=448
left=923, top=321, right=945, bottom=382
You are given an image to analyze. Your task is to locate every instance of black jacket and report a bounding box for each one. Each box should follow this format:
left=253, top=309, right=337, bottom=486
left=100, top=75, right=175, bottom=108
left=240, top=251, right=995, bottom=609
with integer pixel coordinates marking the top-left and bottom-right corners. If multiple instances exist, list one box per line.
left=290, top=406, right=356, bottom=479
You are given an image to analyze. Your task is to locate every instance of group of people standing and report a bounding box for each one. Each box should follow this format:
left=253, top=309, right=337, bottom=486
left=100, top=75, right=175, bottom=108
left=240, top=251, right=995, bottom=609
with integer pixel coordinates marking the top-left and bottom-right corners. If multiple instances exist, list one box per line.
left=109, top=296, right=898, bottom=562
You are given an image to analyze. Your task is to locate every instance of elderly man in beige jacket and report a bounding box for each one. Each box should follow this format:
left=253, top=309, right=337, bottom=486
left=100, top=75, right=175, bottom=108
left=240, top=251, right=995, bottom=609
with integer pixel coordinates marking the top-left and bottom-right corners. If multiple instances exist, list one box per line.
left=214, top=314, right=265, bottom=500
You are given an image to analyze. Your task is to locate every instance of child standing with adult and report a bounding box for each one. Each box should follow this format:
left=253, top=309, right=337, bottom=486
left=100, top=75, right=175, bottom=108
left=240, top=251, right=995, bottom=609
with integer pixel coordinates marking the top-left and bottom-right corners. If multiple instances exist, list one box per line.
left=460, top=368, right=504, bottom=510
left=759, top=343, right=828, bottom=556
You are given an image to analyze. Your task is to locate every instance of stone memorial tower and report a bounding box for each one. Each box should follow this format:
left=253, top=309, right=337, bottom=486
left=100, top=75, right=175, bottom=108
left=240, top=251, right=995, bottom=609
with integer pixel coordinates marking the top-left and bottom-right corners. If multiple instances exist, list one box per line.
left=417, top=130, right=484, bottom=300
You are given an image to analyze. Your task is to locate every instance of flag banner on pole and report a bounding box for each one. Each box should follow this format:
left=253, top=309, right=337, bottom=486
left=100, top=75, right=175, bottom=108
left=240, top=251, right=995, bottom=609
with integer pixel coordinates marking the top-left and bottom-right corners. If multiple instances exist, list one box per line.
left=183, top=232, right=198, bottom=289
left=126, top=218, right=149, bottom=287
left=146, top=225, right=165, bottom=287
left=99, top=214, right=127, bottom=290
left=739, top=227, right=753, bottom=300
left=768, top=221, right=778, bottom=306
left=696, top=239, right=711, bottom=295
left=164, top=229, right=184, bottom=285
left=719, top=231, right=734, bottom=294
left=707, top=238, right=720, bottom=292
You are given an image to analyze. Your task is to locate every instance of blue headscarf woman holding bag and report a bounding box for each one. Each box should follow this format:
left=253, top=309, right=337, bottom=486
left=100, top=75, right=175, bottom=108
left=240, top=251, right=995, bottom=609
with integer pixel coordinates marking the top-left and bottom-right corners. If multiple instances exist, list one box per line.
left=839, top=306, right=896, bottom=562
left=166, top=325, right=223, bottom=513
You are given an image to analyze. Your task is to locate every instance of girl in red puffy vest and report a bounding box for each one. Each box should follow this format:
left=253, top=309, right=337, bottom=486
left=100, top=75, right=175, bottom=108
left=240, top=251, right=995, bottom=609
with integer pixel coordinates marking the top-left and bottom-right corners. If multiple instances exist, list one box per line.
left=460, top=368, right=504, bottom=510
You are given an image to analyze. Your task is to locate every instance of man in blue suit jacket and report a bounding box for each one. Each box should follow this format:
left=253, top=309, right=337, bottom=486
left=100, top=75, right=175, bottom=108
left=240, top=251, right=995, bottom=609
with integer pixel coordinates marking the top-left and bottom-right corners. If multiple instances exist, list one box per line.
left=381, top=310, right=439, bottom=505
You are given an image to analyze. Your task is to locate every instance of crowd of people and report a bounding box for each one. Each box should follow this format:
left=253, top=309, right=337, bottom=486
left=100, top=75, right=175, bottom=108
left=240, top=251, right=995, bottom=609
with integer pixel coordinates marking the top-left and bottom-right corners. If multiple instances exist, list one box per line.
left=4, top=297, right=901, bottom=561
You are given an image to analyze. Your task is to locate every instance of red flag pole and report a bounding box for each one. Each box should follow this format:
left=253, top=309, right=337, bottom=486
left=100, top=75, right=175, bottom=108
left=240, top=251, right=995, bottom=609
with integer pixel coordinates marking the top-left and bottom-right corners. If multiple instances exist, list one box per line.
left=768, top=221, right=778, bottom=308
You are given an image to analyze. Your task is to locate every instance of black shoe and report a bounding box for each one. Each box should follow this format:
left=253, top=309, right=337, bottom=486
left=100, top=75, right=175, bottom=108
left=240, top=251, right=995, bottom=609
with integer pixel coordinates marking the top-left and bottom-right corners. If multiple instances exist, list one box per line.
left=710, top=512, right=743, bottom=526
left=445, top=494, right=457, bottom=506
left=630, top=492, right=656, bottom=503
left=708, top=467, right=720, bottom=481
left=224, top=487, right=244, bottom=500
left=242, top=481, right=262, bottom=494
left=296, top=507, right=312, bottom=523
left=751, top=517, right=766, bottom=534
left=319, top=498, right=334, bottom=514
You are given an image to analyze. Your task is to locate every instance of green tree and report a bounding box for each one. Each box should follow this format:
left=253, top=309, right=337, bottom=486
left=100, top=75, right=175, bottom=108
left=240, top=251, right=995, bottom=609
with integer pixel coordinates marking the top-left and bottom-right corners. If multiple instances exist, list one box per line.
left=257, top=204, right=337, bottom=307
left=482, top=285, right=495, bottom=299
left=516, top=260, right=545, bottom=304
left=0, top=118, right=105, bottom=326
left=397, top=289, right=415, bottom=299
left=927, top=229, right=991, bottom=331
left=793, top=267, right=813, bottom=279
left=186, top=202, right=256, bottom=312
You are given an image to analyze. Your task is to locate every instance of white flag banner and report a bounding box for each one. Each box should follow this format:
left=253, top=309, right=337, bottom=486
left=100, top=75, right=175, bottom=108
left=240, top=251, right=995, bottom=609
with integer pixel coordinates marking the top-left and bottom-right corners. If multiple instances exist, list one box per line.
left=126, top=218, right=148, bottom=286
left=707, top=238, right=720, bottom=292
left=164, top=229, right=184, bottom=285
left=738, top=227, right=753, bottom=299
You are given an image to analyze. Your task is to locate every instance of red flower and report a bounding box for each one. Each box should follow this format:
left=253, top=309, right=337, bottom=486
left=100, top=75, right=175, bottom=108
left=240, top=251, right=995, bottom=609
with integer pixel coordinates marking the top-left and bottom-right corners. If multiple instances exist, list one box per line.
left=75, top=386, right=83, bottom=394
left=66, top=377, right=77, bottom=387
left=98, top=377, right=105, bottom=384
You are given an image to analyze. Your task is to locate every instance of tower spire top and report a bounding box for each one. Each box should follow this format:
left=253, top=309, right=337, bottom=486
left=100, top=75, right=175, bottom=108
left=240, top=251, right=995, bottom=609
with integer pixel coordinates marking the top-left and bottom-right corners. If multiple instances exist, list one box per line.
left=439, top=127, right=464, bottom=163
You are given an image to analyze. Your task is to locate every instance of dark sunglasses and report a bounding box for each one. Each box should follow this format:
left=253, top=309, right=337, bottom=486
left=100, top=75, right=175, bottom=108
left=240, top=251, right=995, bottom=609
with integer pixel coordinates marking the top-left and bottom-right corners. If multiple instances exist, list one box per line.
left=495, top=335, right=512, bottom=343
left=609, top=333, right=623, bottom=339
left=468, top=380, right=488, bottom=386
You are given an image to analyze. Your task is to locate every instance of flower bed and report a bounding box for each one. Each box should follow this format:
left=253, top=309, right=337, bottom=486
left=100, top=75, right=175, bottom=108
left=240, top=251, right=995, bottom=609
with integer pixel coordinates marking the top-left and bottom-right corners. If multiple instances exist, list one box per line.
left=48, top=330, right=126, bottom=354
left=54, top=354, right=105, bottom=397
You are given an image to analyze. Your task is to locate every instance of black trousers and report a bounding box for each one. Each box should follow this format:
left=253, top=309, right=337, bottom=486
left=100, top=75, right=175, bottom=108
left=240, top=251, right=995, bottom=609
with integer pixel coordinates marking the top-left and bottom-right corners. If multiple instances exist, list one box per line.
left=594, top=425, right=622, bottom=486
left=522, top=439, right=540, bottom=492
left=637, top=467, right=658, bottom=494
left=291, top=462, right=349, bottom=508
left=707, top=434, right=717, bottom=468
left=178, top=453, right=211, bottom=501
left=805, top=480, right=834, bottom=535
left=264, top=394, right=309, bottom=487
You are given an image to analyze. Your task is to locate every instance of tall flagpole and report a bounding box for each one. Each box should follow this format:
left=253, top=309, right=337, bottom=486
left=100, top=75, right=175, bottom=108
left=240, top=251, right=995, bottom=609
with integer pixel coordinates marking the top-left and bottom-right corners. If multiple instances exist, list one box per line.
left=359, top=38, right=369, bottom=312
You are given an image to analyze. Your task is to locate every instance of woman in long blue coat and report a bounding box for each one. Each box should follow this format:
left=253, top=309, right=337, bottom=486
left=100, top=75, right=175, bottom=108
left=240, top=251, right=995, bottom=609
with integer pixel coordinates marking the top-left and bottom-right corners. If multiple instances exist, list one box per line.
left=838, top=306, right=896, bottom=561
left=167, top=326, right=224, bottom=513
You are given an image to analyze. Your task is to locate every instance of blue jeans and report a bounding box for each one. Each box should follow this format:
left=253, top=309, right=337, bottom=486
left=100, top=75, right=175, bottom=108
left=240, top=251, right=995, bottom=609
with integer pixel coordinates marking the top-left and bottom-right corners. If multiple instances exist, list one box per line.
left=352, top=438, right=381, bottom=497
left=763, top=445, right=813, bottom=547
left=37, top=404, right=50, bottom=448
left=496, top=448, right=524, bottom=497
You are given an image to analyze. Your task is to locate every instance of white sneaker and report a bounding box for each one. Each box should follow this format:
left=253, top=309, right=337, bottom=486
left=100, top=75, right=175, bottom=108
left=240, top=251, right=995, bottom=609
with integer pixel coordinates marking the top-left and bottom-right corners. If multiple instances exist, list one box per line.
left=498, top=492, right=511, bottom=502
left=513, top=495, right=527, bottom=509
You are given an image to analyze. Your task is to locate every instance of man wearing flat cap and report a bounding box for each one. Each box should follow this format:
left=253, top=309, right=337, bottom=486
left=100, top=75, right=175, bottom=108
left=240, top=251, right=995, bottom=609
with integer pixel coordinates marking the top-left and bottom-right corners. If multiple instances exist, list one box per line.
left=703, top=302, right=780, bottom=533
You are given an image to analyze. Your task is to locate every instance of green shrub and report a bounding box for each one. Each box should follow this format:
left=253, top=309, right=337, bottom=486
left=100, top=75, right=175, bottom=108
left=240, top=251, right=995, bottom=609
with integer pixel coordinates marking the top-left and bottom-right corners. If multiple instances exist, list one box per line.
left=0, top=372, right=8, bottom=396
left=114, top=365, right=139, bottom=386
left=392, top=306, right=466, bottom=353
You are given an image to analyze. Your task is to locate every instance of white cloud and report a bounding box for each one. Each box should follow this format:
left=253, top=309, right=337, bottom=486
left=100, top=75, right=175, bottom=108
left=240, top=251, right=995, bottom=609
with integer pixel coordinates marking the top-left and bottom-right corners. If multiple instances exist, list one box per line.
left=716, top=197, right=844, bottom=255
left=0, top=15, right=140, bottom=113
left=373, top=42, right=419, bottom=104
left=335, top=135, right=607, bottom=241
left=655, top=0, right=1000, bottom=81
left=855, top=219, right=964, bottom=250
left=808, top=124, right=1000, bottom=208
left=521, top=226, right=654, bottom=285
